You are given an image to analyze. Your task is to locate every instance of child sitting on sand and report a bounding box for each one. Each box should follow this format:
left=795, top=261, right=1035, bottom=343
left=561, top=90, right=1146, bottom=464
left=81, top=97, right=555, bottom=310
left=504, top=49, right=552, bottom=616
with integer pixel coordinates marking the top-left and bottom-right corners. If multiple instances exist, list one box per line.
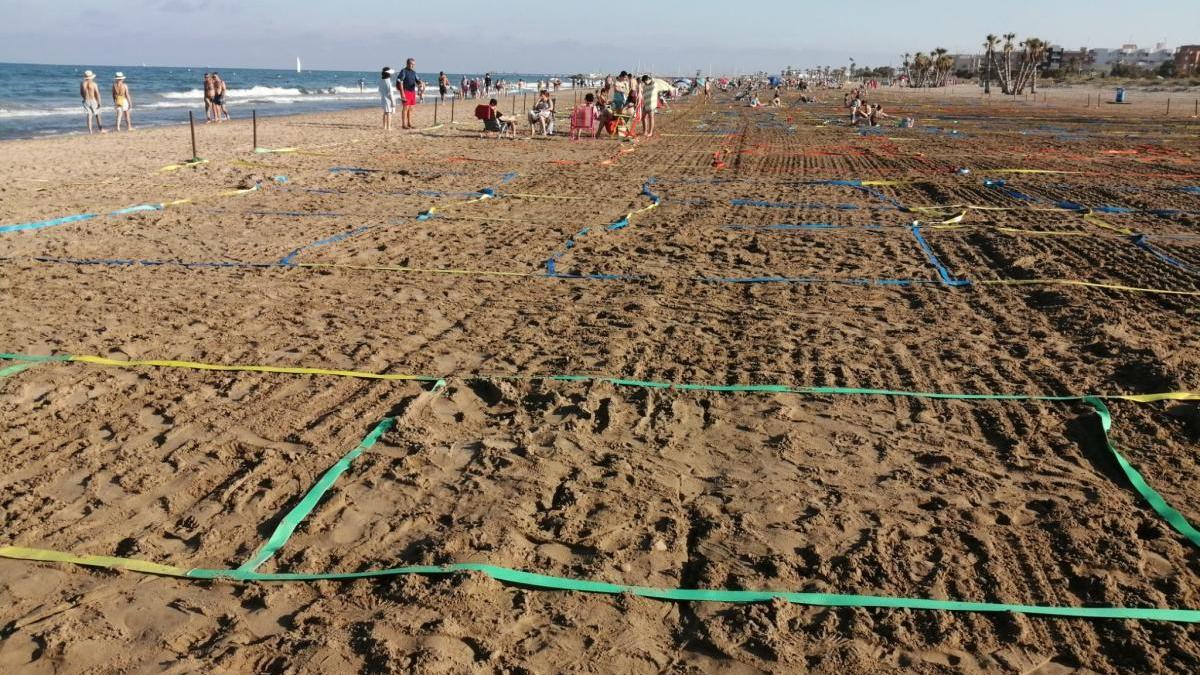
left=869, top=104, right=891, bottom=127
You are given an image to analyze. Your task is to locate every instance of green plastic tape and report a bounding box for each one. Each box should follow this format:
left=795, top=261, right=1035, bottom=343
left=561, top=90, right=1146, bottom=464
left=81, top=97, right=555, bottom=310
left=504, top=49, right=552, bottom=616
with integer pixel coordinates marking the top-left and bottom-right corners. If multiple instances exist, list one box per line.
left=1084, top=396, right=1200, bottom=547
left=181, top=562, right=1200, bottom=622
left=237, top=417, right=396, bottom=572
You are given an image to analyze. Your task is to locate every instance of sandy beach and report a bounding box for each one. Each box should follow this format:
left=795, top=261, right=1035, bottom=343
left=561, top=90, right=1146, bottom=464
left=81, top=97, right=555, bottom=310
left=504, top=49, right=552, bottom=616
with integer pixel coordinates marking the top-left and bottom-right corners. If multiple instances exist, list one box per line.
left=1, top=85, right=1199, bottom=673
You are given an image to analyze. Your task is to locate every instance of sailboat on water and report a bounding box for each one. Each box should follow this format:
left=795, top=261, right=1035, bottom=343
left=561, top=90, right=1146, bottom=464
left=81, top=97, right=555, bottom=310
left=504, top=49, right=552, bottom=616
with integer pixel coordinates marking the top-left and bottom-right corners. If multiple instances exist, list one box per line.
left=296, top=57, right=302, bottom=74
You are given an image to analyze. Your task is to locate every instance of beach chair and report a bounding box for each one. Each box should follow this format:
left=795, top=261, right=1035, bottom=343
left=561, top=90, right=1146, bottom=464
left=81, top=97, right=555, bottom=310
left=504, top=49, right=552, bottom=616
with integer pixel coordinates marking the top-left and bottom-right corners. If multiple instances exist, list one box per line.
left=475, top=104, right=514, bottom=138
left=569, top=104, right=599, bottom=140
left=529, top=105, right=556, bottom=137
left=613, top=111, right=636, bottom=138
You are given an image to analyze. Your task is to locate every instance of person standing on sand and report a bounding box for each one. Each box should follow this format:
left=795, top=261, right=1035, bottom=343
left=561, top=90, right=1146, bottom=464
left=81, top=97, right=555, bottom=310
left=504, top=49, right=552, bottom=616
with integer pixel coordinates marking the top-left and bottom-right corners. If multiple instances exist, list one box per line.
left=80, top=70, right=104, bottom=133
left=438, top=72, right=449, bottom=101
left=379, top=67, right=396, bottom=130
left=612, top=71, right=630, bottom=110
left=640, top=75, right=662, bottom=137
left=397, top=58, right=419, bottom=129
left=212, top=73, right=229, bottom=122
left=203, top=73, right=216, bottom=122
left=112, top=72, right=133, bottom=131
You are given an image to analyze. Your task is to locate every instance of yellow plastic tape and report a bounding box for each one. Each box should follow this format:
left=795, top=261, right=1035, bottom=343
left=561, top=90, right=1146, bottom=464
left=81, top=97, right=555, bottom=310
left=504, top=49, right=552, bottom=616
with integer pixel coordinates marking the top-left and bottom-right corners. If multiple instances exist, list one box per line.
left=1084, top=211, right=1135, bottom=236
left=254, top=147, right=299, bottom=154
left=68, top=355, right=437, bottom=381
left=234, top=159, right=279, bottom=169
left=990, top=169, right=1081, bottom=174
left=161, top=159, right=209, bottom=172
left=9, top=354, right=1195, bottom=402
left=297, top=262, right=533, bottom=278
left=910, top=205, right=1077, bottom=214
left=918, top=211, right=967, bottom=226
left=0, top=545, right=186, bottom=577
left=996, top=228, right=1092, bottom=236
left=978, top=279, right=1200, bottom=296
left=503, top=194, right=602, bottom=201
left=1116, top=392, right=1200, bottom=402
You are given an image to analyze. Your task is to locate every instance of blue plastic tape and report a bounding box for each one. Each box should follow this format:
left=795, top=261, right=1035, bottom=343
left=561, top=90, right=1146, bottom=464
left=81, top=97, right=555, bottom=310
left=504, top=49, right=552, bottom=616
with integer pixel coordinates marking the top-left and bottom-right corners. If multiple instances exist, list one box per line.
left=911, top=224, right=971, bottom=287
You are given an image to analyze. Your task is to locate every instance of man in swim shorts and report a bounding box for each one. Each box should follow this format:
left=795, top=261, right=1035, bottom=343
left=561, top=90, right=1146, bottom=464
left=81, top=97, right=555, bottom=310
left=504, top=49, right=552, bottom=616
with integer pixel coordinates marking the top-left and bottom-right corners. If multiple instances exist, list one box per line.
left=80, top=70, right=103, bottom=133
left=212, top=72, right=228, bottom=122
left=398, top=58, right=419, bottom=129
left=112, top=72, right=133, bottom=131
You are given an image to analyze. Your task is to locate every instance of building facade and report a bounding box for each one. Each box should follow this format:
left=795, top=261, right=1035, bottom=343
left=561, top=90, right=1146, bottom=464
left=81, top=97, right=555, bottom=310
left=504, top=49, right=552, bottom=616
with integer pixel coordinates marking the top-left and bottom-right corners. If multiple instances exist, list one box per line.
left=1176, top=45, right=1200, bottom=75
left=1089, top=43, right=1175, bottom=73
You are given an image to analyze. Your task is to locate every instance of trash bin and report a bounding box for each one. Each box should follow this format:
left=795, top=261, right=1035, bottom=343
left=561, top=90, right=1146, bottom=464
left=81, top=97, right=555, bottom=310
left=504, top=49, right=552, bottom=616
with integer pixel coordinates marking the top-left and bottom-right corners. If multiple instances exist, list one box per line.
left=1115, top=87, right=1126, bottom=103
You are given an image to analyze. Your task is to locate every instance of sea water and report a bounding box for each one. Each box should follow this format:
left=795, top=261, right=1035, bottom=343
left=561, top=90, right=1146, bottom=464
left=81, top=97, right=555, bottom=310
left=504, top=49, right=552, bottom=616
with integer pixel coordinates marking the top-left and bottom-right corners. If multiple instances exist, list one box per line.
left=0, top=62, right=566, bottom=140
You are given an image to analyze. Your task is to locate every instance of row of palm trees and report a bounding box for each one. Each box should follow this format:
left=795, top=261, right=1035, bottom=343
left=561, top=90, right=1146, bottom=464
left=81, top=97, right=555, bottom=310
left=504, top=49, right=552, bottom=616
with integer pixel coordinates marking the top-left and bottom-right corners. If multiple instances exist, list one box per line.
left=899, top=34, right=1048, bottom=94
left=900, top=48, right=955, bottom=87
left=982, top=34, right=1048, bottom=95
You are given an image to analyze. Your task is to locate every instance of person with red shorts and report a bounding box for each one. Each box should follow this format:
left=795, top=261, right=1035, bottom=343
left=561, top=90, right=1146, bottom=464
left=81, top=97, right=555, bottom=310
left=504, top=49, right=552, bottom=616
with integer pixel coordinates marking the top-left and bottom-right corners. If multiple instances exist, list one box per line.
left=397, top=58, right=419, bottom=129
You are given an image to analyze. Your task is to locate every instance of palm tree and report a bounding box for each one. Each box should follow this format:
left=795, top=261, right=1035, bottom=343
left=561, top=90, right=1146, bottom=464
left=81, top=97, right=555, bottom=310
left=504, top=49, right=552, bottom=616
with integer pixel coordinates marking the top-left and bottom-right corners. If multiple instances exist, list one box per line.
left=912, top=52, right=932, bottom=87
left=983, top=34, right=998, bottom=94
left=1002, top=33, right=1017, bottom=94
left=902, top=53, right=911, bottom=85
left=936, top=54, right=954, bottom=86
left=1025, top=38, right=1046, bottom=93
left=932, top=47, right=949, bottom=86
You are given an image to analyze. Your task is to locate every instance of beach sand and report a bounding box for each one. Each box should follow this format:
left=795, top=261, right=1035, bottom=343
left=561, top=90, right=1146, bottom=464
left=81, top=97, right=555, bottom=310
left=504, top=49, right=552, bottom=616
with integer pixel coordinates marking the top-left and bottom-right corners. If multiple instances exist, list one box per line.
left=1, top=87, right=1199, bottom=673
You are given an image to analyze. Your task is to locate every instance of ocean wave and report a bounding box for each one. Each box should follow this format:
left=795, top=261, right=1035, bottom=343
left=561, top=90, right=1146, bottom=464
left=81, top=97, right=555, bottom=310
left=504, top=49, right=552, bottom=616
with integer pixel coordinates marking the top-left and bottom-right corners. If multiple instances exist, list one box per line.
left=161, top=85, right=303, bottom=99
left=159, top=85, right=376, bottom=99
left=0, top=106, right=83, bottom=119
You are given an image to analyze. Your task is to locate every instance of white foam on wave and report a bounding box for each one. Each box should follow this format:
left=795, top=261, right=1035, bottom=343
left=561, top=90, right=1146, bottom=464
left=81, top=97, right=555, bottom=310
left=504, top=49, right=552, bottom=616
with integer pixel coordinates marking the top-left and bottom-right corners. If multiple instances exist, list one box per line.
left=160, top=85, right=377, bottom=100
left=162, top=85, right=304, bottom=99
left=0, top=106, right=83, bottom=119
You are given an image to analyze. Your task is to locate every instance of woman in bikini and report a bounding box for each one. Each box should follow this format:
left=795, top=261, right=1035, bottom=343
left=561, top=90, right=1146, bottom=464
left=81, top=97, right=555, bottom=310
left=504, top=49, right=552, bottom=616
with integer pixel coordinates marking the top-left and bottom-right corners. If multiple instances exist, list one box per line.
left=112, top=73, right=133, bottom=131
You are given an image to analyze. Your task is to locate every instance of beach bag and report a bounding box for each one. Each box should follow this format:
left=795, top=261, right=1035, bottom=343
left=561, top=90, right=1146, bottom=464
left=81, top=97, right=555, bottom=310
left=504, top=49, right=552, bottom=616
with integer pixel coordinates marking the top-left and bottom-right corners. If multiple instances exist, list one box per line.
left=474, top=104, right=492, bottom=121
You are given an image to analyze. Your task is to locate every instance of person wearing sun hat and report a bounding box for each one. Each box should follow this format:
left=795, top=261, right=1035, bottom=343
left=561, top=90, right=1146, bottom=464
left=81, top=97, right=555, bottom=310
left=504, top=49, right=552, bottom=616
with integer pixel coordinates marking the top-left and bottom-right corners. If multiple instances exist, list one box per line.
left=378, top=67, right=396, bottom=130
left=111, top=72, right=133, bottom=131
left=79, top=70, right=104, bottom=133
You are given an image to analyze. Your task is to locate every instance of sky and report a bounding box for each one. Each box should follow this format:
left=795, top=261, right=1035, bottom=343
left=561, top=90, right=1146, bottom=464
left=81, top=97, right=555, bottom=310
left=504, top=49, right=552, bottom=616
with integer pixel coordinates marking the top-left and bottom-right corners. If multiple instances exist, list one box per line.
left=1, top=0, right=1196, bottom=73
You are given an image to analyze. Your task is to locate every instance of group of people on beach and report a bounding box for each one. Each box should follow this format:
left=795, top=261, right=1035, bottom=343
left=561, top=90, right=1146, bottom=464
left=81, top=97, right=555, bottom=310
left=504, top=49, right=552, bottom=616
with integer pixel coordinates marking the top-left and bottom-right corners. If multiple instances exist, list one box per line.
left=204, top=72, right=229, bottom=123
left=470, top=71, right=677, bottom=140
left=845, top=88, right=892, bottom=127
left=79, top=69, right=231, bottom=133
left=378, top=58, right=422, bottom=130
left=78, top=70, right=134, bottom=133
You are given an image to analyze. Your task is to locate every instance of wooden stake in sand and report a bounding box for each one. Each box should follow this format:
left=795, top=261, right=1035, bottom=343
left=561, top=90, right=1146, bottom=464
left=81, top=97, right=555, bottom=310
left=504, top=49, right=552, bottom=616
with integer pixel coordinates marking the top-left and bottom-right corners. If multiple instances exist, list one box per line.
left=188, top=111, right=198, bottom=161
left=450, top=96, right=455, bottom=124
left=252, top=109, right=257, bottom=150
left=1166, top=98, right=1171, bottom=115
left=434, top=99, right=439, bottom=125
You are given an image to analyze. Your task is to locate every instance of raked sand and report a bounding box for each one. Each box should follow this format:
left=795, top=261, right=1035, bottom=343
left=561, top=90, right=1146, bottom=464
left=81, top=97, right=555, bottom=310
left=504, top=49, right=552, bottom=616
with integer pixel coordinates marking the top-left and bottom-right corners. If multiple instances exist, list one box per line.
left=1, top=86, right=1199, bottom=673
